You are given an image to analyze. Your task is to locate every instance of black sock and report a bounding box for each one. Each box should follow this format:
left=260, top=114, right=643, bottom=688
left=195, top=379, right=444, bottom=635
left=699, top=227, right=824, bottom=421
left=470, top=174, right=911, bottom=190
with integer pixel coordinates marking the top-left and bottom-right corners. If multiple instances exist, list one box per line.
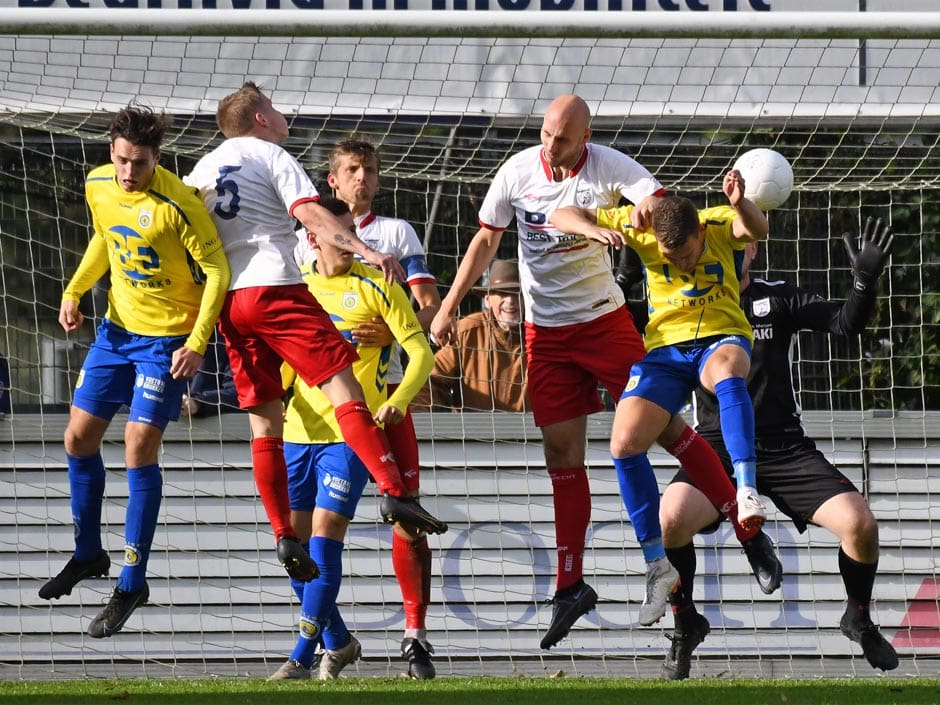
left=665, top=543, right=697, bottom=625
left=839, top=546, right=878, bottom=619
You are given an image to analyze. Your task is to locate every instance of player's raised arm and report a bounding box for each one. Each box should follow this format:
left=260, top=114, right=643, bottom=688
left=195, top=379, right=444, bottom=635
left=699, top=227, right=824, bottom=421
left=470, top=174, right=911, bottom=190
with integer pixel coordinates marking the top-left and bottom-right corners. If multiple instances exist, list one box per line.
left=725, top=169, right=769, bottom=242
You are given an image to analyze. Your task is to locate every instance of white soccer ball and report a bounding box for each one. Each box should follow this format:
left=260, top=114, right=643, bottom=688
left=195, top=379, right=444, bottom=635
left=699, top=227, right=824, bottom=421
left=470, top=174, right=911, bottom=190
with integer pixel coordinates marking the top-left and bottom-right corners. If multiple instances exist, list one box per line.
left=732, top=148, right=794, bottom=211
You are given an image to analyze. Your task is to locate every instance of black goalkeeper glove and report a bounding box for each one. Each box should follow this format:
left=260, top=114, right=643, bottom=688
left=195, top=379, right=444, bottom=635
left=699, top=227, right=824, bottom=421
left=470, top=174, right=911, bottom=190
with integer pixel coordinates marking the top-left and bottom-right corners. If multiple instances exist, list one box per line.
left=842, top=216, right=894, bottom=294
left=615, top=245, right=644, bottom=292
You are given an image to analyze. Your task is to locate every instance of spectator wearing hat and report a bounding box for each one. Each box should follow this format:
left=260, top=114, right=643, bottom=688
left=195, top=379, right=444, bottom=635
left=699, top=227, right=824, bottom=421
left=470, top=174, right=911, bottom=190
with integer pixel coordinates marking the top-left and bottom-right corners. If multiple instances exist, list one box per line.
left=414, top=259, right=528, bottom=413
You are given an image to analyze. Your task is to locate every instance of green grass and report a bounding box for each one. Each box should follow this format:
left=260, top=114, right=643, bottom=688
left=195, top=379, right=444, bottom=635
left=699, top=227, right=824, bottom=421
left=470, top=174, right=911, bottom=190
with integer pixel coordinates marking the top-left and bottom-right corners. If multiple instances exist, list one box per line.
left=0, top=677, right=938, bottom=705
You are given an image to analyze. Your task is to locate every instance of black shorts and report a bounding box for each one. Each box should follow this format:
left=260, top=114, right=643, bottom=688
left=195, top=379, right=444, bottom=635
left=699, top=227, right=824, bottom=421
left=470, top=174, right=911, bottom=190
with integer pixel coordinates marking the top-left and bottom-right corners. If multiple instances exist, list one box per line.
left=669, top=435, right=860, bottom=534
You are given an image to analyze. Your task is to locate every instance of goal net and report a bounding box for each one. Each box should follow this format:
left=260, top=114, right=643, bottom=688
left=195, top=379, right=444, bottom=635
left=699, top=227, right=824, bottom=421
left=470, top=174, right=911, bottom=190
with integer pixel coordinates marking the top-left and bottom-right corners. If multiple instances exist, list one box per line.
left=0, top=7, right=937, bottom=680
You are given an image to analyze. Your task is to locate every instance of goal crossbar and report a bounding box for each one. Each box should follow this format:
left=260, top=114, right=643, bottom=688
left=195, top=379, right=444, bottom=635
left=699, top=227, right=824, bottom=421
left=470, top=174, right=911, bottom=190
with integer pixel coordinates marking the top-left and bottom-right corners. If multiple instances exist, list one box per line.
left=3, top=9, right=940, bottom=39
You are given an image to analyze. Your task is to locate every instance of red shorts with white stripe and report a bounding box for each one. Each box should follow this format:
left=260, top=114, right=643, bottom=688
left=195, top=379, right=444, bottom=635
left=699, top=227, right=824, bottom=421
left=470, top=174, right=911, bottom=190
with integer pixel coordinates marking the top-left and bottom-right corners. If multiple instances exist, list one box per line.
left=524, top=305, right=645, bottom=428
left=219, top=284, right=357, bottom=409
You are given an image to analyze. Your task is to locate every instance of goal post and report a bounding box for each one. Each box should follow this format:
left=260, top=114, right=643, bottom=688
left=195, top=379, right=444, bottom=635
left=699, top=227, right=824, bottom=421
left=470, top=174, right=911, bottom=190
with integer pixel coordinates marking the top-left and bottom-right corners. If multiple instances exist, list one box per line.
left=0, top=6, right=938, bottom=679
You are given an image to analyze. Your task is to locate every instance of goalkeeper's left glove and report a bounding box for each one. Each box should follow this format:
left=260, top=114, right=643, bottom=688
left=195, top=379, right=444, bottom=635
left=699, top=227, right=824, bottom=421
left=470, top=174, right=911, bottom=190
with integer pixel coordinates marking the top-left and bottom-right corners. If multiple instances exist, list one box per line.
left=842, top=216, right=894, bottom=294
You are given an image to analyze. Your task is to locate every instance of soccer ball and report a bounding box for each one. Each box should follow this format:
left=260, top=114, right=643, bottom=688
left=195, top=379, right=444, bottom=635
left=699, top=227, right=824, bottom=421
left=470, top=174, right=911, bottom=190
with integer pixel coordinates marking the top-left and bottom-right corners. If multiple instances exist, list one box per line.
left=732, top=148, right=794, bottom=211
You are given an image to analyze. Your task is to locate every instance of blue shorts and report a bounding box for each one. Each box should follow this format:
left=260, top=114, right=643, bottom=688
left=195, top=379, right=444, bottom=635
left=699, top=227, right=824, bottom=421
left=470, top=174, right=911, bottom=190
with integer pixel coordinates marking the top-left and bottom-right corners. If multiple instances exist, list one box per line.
left=620, top=334, right=752, bottom=414
left=284, top=441, right=370, bottom=518
left=72, top=319, right=187, bottom=430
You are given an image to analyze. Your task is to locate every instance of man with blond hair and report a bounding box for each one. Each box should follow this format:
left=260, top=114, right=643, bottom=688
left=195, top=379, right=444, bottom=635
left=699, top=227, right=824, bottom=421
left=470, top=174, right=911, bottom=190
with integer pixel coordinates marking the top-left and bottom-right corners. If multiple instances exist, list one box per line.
left=186, top=84, right=446, bottom=587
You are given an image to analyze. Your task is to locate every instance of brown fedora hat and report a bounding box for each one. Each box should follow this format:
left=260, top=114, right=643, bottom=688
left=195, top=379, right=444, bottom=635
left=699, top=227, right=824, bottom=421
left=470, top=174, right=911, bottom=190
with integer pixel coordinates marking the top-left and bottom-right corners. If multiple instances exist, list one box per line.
left=471, top=259, right=521, bottom=295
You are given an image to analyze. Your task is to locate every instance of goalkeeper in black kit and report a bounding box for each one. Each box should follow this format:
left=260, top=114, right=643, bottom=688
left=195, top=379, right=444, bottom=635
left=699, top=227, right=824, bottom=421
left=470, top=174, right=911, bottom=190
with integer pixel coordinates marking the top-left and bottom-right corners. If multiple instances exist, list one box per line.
left=657, top=217, right=898, bottom=680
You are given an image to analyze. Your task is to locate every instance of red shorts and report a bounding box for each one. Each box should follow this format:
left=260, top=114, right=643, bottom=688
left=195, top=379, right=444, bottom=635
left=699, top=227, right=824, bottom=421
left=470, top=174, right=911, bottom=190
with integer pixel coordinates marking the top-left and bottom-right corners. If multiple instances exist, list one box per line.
left=219, top=284, right=357, bottom=409
left=525, top=306, right=645, bottom=428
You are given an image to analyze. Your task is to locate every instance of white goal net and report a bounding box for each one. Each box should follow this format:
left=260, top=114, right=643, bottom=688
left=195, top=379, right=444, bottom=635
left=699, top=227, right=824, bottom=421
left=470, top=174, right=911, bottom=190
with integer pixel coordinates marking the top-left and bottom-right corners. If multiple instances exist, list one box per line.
left=0, top=6, right=937, bottom=680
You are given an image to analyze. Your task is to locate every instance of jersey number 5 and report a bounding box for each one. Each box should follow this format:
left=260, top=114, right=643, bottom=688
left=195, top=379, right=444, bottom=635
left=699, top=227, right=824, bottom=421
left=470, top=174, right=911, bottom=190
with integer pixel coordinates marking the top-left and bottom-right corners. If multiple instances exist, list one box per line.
left=214, top=165, right=242, bottom=220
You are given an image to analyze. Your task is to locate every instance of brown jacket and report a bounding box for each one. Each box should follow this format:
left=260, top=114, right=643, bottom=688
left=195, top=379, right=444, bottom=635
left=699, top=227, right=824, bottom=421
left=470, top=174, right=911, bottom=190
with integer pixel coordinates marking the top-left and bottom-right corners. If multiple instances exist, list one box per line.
left=412, top=311, right=528, bottom=412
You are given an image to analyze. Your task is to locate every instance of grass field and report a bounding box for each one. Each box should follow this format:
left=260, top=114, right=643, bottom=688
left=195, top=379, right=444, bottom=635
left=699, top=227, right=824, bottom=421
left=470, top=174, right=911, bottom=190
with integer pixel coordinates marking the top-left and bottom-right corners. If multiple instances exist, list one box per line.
left=1, top=677, right=939, bottom=705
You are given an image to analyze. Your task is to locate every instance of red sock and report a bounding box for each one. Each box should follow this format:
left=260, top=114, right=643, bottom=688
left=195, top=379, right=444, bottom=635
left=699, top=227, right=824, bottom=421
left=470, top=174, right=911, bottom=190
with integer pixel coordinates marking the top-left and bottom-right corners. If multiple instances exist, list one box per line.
left=250, top=436, right=296, bottom=541
left=666, top=427, right=757, bottom=542
left=384, top=399, right=421, bottom=493
left=548, top=466, right=591, bottom=591
left=334, top=400, right=406, bottom=496
left=392, top=531, right=431, bottom=630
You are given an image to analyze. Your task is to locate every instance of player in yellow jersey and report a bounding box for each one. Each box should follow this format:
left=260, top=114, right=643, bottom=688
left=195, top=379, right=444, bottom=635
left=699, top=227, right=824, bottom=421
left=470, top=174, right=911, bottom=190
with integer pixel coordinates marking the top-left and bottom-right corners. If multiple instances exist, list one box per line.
left=551, top=169, right=773, bottom=617
left=327, top=137, right=443, bottom=678
left=268, top=198, right=434, bottom=681
left=40, top=105, right=230, bottom=639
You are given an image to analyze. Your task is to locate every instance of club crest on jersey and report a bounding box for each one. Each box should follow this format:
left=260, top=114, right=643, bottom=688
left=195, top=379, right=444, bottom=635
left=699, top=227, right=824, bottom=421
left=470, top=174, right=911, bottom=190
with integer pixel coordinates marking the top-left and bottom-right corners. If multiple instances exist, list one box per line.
left=752, top=297, right=771, bottom=318
left=138, top=209, right=153, bottom=229
left=343, top=292, right=359, bottom=310
left=576, top=186, right=593, bottom=207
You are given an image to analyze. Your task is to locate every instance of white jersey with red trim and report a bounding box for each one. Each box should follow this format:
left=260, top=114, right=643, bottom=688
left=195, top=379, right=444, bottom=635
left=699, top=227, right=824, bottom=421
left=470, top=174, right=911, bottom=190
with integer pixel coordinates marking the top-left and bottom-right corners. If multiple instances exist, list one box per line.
left=356, top=211, right=435, bottom=289
left=478, top=143, right=662, bottom=327
left=185, top=136, right=320, bottom=290
left=355, top=211, right=435, bottom=384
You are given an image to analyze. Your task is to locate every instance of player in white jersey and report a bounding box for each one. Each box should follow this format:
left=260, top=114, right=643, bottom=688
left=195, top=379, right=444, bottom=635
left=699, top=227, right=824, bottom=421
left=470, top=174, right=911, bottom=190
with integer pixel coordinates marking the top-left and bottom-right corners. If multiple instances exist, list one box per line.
left=431, top=94, right=776, bottom=648
left=478, top=140, right=658, bottom=327
left=324, top=138, right=441, bottom=679
left=185, top=83, right=447, bottom=587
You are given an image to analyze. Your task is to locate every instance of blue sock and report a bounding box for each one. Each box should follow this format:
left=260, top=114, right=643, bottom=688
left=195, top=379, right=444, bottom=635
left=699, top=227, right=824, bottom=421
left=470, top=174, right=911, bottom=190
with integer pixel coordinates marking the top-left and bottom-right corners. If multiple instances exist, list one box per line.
left=612, top=453, right=665, bottom=562
left=715, top=377, right=757, bottom=489
left=324, top=603, right=347, bottom=646
left=118, top=464, right=162, bottom=593
left=67, top=452, right=106, bottom=561
left=292, top=536, right=345, bottom=662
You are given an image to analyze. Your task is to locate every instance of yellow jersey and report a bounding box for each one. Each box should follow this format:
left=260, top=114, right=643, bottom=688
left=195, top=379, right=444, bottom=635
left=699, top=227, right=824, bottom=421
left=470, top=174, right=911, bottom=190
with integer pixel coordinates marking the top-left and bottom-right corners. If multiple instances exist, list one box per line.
left=64, top=164, right=227, bottom=353
left=597, top=205, right=752, bottom=351
left=284, top=259, right=430, bottom=445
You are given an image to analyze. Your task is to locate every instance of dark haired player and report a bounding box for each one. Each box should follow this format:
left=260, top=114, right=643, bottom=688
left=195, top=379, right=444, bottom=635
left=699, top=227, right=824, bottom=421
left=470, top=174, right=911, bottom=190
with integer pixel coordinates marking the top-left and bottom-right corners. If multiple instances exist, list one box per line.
left=41, top=104, right=231, bottom=638
left=659, top=218, right=898, bottom=679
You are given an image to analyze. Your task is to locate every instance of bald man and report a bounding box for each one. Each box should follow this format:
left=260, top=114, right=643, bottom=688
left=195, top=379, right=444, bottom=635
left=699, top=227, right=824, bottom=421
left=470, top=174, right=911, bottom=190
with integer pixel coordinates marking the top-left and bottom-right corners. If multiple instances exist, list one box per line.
left=431, top=95, right=778, bottom=650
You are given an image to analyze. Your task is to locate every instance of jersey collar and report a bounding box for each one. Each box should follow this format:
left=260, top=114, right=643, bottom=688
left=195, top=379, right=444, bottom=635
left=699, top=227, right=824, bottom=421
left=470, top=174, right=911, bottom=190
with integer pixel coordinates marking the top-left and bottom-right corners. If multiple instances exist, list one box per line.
left=356, top=211, right=377, bottom=230
left=539, top=144, right=589, bottom=181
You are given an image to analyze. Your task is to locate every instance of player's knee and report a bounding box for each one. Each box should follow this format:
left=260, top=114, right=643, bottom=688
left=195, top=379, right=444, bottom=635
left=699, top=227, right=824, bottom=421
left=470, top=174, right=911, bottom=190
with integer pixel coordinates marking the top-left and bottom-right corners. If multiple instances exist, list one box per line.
left=63, top=425, right=100, bottom=457
left=660, top=504, right=695, bottom=547
left=836, top=504, right=880, bottom=559
left=609, top=430, right=649, bottom=458
left=851, top=508, right=880, bottom=549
